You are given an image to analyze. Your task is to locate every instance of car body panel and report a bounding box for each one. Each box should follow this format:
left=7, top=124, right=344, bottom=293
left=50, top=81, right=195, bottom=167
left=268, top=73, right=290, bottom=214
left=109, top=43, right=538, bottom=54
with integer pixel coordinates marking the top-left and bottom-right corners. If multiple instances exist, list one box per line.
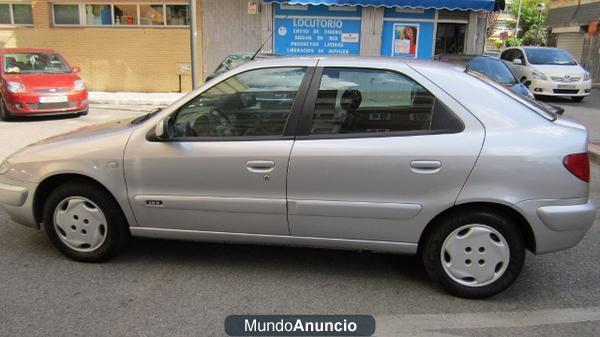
left=0, top=56, right=594, bottom=256
left=0, top=48, right=88, bottom=116
left=501, top=47, right=592, bottom=97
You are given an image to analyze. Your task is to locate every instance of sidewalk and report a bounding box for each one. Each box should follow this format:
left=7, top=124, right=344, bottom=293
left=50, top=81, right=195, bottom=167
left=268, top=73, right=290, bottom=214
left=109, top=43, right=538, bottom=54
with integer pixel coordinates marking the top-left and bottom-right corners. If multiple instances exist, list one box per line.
left=89, top=91, right=185, bottom=106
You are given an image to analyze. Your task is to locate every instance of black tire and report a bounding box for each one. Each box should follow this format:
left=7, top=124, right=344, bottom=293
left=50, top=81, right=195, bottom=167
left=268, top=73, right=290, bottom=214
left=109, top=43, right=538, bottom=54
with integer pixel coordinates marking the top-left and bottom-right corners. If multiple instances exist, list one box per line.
left=421, top=208, right=525, bottom=299
left=0, top=97, right=13, bottom=121
left=43, top=180, right=129, bottom=262
left=79, top=109, right=89, bottom=116
left=571, top=96, right=584, bottom=102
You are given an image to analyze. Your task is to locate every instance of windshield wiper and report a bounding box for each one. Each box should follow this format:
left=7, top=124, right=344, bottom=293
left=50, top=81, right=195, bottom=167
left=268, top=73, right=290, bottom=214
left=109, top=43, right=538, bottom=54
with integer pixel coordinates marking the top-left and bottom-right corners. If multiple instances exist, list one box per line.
left=131, top=107, right=162, bottom=125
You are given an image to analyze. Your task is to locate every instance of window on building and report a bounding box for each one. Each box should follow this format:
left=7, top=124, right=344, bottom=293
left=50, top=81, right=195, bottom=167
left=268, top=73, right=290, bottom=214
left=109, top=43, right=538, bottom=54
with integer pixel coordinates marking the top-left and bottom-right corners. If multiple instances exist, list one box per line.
left=114, top=4, right=137, bottom=25
left=309, top=68, right=462, bottom=135
left=53, top=4, right=80, bottom=25
left=85, top=4, right=112, bottom=25
left=166, top=5, right=189, bottom=26
left=53, top=3, right=189, bottom=27
left=0, top=3, right=33, bottom=25
left=140, top=4, right=164, bottom=25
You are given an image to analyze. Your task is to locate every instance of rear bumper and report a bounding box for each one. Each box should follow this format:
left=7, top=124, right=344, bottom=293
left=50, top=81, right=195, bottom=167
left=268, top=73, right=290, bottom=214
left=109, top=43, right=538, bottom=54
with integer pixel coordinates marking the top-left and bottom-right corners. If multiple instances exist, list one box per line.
left=529, top=79, right=592, bottom=97
left=516, top=198, right=596, bottom=254
left=0, top=176, right=38, bottom=229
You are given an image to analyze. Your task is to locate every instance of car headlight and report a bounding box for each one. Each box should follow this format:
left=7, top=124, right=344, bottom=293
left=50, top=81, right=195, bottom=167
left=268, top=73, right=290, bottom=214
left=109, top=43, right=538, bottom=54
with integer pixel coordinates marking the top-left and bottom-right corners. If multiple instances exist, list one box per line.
left=0, top=160, right=10, bottom=175
left=584, top=72, right=591, bottom=81
left=531, top=71, right=547, bottom=80
left=6, top=81, right=27, bottom=93
left=73, top=80, right=86, bottom=91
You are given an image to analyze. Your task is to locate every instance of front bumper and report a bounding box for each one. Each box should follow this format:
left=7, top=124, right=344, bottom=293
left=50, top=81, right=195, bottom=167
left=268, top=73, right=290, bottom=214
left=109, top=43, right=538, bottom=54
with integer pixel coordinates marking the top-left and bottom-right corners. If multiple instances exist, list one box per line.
left=515, top=198, right=596, bottom=254
left=529, top=79, right=592, bottom=97
left=4, top=91, right=88, bottom=116
left=0, top=176, right=38, bottom=229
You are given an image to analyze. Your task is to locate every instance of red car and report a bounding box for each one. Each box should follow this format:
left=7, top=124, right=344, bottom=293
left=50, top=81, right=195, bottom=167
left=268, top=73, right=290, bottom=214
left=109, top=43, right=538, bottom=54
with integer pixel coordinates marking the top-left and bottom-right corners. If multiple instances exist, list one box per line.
left=0, top=48, right=88, bottom=121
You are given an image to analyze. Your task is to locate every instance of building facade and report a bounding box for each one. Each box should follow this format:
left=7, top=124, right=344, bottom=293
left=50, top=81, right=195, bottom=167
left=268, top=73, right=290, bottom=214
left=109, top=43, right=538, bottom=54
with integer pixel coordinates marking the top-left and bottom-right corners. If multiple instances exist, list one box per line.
left=202, top=0, right=493, bottom=80
left=1, top=0, right=495, bottom=92
left=546, top=0, right=600, bottom=82
left=0, top=0, right=201, bottom=92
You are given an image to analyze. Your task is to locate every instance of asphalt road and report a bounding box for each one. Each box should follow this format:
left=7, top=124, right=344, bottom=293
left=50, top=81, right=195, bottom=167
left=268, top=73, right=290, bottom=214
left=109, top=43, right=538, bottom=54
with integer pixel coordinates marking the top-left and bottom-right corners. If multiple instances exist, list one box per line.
left=1, top=94, right=600, bottom=337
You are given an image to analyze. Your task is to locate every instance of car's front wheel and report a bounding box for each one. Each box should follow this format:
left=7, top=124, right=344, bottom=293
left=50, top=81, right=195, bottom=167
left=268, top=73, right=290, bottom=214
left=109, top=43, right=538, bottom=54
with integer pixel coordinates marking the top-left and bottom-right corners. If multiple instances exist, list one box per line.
left=0, top=97, right=13, bottom=121
left=421, top=208, right=525, bottom=298
left=43, top=181, right=129, bottom=262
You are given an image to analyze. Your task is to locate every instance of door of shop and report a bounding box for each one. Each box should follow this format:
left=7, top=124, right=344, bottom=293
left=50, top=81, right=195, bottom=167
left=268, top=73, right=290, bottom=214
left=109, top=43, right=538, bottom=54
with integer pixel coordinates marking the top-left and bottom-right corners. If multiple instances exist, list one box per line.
left=435, top=23, right=466, bottom=55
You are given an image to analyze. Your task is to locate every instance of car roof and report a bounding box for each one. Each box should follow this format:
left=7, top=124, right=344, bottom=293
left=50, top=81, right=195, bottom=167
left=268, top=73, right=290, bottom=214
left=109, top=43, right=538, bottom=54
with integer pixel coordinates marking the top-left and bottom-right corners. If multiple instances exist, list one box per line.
left=1, top=48, right=57, bottom=54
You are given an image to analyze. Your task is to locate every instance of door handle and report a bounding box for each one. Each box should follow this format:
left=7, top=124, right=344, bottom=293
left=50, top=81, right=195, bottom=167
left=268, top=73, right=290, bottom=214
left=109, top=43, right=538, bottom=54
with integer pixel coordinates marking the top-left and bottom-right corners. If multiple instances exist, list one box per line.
left=410, top=160, right=442, bottom=173
left=246, top=160, right=275, bottom=173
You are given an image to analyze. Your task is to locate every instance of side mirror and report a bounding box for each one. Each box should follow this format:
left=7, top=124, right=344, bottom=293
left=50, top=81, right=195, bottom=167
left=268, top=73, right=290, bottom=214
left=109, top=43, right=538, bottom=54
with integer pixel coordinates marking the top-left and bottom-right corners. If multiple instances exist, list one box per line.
left=72, top=66, right=81, bottom=73
left=512, top=59, right=523, bottom=66
left=155, top=118, right=170, bottom=140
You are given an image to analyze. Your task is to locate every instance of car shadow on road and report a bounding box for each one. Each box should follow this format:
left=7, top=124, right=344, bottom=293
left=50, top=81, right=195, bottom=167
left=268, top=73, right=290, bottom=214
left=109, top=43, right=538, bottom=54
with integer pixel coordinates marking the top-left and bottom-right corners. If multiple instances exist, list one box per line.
left=3, top=113, right=81, bottom=123
left=116, top=236, right=430, bottom=283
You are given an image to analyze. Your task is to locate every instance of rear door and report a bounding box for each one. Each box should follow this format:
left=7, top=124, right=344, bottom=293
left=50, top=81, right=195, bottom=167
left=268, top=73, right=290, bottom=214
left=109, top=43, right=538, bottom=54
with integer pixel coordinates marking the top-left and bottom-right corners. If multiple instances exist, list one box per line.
left=286, top=63, right=485, bottom=243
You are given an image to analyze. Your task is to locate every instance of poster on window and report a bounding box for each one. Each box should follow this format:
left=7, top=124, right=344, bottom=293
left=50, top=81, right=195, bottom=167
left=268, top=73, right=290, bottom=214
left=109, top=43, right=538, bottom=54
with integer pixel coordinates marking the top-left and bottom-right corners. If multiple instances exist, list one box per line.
left=392, top=23, right=419, bottom=58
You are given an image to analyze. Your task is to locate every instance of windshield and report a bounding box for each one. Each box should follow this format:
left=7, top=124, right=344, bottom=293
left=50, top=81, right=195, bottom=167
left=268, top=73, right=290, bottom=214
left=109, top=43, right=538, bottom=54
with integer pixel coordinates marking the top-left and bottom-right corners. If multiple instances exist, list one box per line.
left=467, top=57, right=517, bottom=85
left=467, top=71, right=557, bottom=121
left=3, top=52, right=71, bottom=74
left=524, top=48, right=577, bottom=65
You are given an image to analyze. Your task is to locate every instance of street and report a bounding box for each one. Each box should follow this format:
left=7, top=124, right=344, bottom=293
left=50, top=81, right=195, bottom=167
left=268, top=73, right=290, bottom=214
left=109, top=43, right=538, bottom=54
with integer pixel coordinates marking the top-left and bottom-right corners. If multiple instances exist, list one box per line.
left=1, top=91, right=600, bottom=337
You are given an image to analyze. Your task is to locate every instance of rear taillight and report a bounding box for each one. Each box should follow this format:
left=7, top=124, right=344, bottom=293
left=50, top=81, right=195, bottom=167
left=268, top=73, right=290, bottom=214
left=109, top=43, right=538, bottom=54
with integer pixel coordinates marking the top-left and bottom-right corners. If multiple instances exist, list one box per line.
left=563, top=153, right=590, bottom=182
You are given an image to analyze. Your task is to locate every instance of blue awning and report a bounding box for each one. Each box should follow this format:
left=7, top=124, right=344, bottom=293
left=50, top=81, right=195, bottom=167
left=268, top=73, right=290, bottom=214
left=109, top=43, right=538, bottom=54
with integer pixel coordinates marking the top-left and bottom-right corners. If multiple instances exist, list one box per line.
left=264, top=0, right=495, bottom=11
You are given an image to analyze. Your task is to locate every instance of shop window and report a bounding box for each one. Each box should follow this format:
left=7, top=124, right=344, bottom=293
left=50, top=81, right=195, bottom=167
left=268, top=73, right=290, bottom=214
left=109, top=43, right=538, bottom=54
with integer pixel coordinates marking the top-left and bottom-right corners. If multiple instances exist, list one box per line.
left=0, top=3, right=33, bottom=25
left=166, top=5, right=189, bottom=26
left=435, top=23, right=466, bottom=55
left=140, top=4, right=164, bottom=26
left=53, top=4, right=80, bottom=25
left=114, top=4, right=137, bottom=25
left=85, top=5, right=112, bottom=25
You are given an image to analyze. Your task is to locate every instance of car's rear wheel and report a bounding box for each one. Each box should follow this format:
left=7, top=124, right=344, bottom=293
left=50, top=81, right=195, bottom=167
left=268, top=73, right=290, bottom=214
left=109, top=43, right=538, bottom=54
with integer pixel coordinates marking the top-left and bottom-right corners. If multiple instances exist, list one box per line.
left=421, top=208, right=525, bottom=298
left=0, top=97, right=13, bottom=121
left=571, top=96, right=584, bottom=102
left=43, top=181, right=129, bottom=262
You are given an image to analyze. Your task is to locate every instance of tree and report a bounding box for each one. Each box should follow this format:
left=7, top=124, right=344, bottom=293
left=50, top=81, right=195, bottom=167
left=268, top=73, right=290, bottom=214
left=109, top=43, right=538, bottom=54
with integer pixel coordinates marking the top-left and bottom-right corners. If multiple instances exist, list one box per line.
left=511, top=0, right=549, bottom=44
left=486, top=11, right=501, bottom=39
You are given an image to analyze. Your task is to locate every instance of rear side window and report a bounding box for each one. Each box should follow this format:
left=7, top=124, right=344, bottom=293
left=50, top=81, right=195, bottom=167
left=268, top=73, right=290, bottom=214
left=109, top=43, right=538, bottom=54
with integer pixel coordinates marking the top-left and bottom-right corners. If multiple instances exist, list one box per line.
left=309, top=68, right=462, bottom=135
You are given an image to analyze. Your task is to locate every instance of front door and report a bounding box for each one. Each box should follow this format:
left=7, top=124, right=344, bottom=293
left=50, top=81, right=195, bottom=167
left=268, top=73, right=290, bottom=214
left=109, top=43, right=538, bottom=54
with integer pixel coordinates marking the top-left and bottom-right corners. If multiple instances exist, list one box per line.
left=124, top=65, right=313, bottom=235
left=287, top=65, right=485, bottom=243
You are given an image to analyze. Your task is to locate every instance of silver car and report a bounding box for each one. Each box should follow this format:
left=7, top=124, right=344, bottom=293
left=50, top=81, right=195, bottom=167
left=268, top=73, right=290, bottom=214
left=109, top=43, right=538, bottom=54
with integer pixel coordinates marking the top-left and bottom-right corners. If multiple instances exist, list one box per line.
left=0, top=57, right=595, bottom=298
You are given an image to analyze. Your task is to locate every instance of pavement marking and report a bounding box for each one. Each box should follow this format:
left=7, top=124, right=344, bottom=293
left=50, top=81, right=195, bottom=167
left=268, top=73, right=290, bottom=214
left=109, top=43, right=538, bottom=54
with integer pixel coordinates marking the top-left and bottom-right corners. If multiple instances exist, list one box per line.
left=374, top=306, right=600, bottom=337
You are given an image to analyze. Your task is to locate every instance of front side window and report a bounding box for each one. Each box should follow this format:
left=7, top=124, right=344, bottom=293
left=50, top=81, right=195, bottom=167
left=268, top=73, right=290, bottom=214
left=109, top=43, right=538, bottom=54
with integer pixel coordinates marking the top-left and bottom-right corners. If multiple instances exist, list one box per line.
left=310, top=68, right=462, bottom=135
left=3, top=53, right=71, bottom=74
left=0, top=3, right=33, bottom=25
left=171, top=67, right=307, bottom=138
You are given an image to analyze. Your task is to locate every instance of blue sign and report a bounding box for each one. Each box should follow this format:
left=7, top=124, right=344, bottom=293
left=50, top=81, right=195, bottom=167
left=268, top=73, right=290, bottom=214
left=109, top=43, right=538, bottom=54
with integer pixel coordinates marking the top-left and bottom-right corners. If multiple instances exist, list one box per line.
left=380, top=8, right=435, bottom=59
left=274, top=4, right=361, bottom=56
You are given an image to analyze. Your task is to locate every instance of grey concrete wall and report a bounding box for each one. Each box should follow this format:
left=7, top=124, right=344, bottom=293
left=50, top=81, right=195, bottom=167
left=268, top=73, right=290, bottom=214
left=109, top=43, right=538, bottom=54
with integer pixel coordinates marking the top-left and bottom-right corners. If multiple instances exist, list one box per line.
left=201, top=0, right=264, bottom=79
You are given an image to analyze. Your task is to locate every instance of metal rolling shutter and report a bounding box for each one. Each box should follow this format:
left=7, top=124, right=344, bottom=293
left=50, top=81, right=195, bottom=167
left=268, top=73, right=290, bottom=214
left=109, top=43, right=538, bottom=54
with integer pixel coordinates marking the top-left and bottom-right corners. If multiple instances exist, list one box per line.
left=556, top=33, right=585, bottom=63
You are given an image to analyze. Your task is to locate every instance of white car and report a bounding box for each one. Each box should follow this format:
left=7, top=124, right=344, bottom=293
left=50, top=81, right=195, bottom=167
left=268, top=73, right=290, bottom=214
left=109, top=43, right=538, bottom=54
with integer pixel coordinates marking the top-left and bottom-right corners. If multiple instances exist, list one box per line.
left=501, top=47, right=592, bottom=102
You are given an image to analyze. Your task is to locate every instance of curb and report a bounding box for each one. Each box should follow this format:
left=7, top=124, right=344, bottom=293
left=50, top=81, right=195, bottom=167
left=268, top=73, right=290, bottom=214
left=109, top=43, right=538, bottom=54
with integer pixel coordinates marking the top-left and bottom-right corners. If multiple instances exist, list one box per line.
left=88, top=92, right=185, bottom=106
left=589, top=143, right=600, bottom=165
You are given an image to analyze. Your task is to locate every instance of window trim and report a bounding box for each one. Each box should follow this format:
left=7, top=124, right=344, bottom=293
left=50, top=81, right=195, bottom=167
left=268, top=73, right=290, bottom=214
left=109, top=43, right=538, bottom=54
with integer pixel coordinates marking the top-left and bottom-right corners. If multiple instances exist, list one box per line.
left=294, top=66, right=464, bottom=140
left=51, top=2, right=190, bottom=28
left=146, top=66, right=316, bottom=142
left=0, top=3, right=33, bottom=26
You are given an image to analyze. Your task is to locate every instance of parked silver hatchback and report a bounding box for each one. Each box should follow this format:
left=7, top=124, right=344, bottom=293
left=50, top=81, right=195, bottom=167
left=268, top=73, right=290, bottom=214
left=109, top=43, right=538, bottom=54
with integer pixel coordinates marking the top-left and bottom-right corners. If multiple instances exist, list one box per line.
left=0, top=57, right=595, bottom=298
